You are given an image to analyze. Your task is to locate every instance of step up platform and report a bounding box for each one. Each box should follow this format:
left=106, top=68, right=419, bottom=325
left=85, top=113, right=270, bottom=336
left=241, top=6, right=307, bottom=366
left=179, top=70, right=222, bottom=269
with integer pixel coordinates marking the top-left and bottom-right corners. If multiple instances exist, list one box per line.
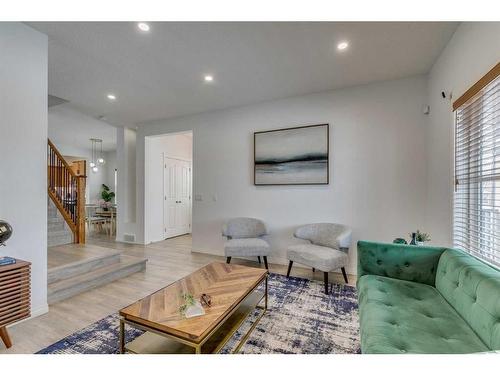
left=48, top=244, right=147, bottom=304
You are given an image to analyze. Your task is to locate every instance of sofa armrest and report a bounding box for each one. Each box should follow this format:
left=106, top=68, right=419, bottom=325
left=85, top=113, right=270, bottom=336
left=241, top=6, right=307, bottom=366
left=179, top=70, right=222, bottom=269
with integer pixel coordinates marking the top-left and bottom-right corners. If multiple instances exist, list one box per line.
left=357, top=241, right=447, bottom=286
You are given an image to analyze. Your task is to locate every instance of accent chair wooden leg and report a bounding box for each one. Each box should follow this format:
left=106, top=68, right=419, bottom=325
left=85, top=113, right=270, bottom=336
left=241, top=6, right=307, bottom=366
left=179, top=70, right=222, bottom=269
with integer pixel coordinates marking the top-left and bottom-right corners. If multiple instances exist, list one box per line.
left=0, top=326, right=12, bottom=349
left=286, top=261, right=293, bottom=277
left=263, top=256, right=269, bottom=270
left=324, top=272, right=329, bottom=294
left=226, top=257, right=232, bottom=264
left=258, top=256, right=261, bottom=264
left=341, top=267, right=349, bottom=284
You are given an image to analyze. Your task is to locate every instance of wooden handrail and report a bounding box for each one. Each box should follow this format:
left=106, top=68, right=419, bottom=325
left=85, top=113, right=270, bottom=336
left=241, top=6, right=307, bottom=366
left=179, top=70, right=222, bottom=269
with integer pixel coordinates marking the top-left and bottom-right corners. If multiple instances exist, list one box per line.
left=47, top=139, right=86, bottom=244
left=47, top=139, right=78, bottom=177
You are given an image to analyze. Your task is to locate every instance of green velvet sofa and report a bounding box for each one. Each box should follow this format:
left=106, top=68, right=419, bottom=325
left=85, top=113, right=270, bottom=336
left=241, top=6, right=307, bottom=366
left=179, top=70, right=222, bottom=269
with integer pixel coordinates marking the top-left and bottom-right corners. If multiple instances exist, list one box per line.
left=357, top=241, right=500, bottom=354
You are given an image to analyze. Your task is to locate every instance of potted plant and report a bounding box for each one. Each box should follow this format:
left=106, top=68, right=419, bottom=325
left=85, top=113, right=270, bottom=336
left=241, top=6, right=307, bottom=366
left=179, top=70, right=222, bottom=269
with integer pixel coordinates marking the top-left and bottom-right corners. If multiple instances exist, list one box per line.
left=100, top=184, right=115, bottom=210
left=409, top=230, right=431, bottom=246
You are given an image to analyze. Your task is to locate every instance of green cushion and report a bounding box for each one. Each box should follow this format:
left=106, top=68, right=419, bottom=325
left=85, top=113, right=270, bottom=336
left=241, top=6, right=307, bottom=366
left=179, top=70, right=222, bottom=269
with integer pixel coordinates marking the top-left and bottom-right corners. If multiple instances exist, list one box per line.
left=435, top=249, right=500, bottom=350
left=357, top=241, right=446, bottom=286
left=358, top=275, right=489, bottom=353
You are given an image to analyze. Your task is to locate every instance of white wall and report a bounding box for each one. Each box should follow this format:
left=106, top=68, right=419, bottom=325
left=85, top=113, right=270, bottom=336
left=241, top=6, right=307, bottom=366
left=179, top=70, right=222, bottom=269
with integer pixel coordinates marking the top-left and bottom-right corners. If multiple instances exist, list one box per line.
left=0, top=23, right=48, bottom=316
left=116, top=127, right=137, bottom=243
left=48, top=106, right=117, bottom=203
left=137, top=75, right=429, bottom=274
left=425, top=22, right=500, bottom=246
left=145, top=133, right=192, bottom=243
left=105, top=150, right=117, bottom=202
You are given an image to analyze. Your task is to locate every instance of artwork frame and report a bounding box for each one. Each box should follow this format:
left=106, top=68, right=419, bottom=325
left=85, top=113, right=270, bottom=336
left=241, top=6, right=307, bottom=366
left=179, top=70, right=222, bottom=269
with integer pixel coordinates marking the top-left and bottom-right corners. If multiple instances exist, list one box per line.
left=254, top=123, right=329, bottom=186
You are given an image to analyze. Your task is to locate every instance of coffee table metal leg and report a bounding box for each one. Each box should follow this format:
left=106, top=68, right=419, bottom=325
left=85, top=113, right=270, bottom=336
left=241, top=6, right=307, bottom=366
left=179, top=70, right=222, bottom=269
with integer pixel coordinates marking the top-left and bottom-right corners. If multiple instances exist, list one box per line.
left=119, top=318, right=125, bottom=354
left=265, top=276, right=268, bottom=310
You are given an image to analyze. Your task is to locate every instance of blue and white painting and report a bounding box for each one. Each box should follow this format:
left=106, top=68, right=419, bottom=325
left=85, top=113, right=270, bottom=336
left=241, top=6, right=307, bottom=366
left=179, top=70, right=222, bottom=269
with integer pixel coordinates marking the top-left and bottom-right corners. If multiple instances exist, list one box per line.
left=254, top=124, right=329, bottom=185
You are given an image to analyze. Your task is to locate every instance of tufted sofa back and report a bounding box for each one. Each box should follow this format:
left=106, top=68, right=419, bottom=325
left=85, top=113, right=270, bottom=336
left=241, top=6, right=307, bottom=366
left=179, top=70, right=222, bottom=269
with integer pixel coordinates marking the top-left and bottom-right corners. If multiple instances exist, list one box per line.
left=435, top=249, right=500, bottom=350
left=357, top=241, right=446, bottom=286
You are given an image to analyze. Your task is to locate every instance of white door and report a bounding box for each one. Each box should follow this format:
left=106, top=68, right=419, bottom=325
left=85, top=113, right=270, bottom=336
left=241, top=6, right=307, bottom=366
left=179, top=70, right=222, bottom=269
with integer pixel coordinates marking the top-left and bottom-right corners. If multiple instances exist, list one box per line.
left=164, top=157, right=192, bottom=238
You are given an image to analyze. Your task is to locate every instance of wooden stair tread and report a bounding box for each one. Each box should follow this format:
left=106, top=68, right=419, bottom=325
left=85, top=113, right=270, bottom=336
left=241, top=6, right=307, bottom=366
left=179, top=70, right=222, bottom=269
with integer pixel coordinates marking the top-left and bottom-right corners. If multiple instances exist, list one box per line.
left=48, top=244, right=122, bottom=269
left=48, top=248, right=121, bottom=273
left=47, top=255, right=147, bottom=304
left=49, top=255, right=147, bottom=292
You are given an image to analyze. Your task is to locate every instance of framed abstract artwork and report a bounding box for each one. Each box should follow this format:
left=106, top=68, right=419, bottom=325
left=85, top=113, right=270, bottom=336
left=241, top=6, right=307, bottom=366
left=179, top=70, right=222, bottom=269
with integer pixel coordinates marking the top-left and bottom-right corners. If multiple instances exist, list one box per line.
left=254, top=123, right=329, bottom=185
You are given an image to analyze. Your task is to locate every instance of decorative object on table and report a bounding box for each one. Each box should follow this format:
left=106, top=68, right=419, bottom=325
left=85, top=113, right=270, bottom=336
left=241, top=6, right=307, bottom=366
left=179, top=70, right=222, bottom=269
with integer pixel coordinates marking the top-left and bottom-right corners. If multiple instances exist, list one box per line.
left=408, top=230, right=431, bottom=245
left=409, top=232, right=417, bottom=245
left=286, top=223, right=352, bottom=294
left=89, top=138, right=105, bottom=173
left=179, top=293, right=205, bottom=318
left=222, top=217, right=271, bottom=269
left=393, top=238, right=408, bottom=244
left=0, top=220, right=13, bottom=246
left=200, top=293, right=212, bottom=307
left=254, top=123, right=329, bottom=185
left=100, top=184, right=115, bottom=210
left=0, top=256, right=16, bottom=266
left=0, top=259, right=31, bottom=349
left=414, top=230, right=431, bottom=245
left=37, top=273, right=360, bottom=354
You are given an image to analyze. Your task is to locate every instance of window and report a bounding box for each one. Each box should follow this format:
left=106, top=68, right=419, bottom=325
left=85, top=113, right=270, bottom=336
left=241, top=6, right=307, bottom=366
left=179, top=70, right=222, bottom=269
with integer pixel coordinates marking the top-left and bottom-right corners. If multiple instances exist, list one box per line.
left=453, top=63, right=500, bottom=267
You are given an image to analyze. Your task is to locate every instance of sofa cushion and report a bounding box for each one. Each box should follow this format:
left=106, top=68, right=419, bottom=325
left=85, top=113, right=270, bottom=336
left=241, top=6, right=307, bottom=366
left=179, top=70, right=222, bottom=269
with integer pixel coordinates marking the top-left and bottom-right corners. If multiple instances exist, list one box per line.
left=435, top=249, right=500, bottom=350
left=224, top=238, right=270, bottom=257
left=358, top=274, right=489, bottom=353
left=287, top=244, right=348, bottom=272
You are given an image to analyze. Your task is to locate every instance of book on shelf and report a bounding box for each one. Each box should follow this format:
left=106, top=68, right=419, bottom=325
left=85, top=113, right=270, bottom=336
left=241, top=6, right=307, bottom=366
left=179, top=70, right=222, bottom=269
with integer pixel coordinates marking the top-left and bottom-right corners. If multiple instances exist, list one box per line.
left=0, top=256, right=16, bottom=266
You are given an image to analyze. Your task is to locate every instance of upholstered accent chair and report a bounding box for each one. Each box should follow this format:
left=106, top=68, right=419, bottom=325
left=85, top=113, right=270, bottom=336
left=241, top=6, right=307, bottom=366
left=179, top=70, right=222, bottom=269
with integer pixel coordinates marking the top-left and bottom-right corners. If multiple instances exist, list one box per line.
left=286, top=223, right=352, bottom=294
left=222, top=218, right=270, bottom=269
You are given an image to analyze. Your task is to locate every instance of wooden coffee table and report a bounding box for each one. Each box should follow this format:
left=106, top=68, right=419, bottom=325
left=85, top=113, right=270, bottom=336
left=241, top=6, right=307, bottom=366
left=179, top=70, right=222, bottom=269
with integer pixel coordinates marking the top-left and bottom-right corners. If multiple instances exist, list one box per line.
left=119, top=262, right=268, bottom=354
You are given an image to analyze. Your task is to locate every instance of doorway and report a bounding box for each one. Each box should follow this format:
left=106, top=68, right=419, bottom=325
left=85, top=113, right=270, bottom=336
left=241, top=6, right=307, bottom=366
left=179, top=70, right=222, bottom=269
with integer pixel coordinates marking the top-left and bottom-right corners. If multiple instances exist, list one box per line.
left=164, top=157, right=191, bottom=238
left=145, top=131, right=193, bottom=243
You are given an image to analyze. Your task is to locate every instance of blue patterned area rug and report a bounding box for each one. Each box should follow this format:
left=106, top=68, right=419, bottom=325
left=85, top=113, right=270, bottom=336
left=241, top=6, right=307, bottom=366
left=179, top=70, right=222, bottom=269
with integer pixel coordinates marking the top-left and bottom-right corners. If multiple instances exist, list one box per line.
left=37, top=273, right=360, bottom=354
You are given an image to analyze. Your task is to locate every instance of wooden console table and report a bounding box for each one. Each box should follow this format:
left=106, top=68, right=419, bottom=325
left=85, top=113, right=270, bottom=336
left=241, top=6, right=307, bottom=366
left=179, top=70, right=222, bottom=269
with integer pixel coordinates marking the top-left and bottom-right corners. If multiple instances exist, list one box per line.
left=0, top=259, right=31, bottom=349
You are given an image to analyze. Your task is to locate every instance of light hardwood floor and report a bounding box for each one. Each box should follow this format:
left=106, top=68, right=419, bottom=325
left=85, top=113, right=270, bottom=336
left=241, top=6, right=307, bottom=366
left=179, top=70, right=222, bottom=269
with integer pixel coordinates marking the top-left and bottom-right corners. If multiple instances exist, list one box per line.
left=1, top=234, right=355, bottom=354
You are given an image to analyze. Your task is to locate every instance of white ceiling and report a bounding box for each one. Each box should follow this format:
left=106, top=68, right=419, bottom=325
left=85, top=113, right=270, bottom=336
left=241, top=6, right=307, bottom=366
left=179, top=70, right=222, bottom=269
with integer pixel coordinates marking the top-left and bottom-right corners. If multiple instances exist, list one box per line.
left=27, top=22, right=458, bottom=127
left=49, top=105, right=117, bottom=152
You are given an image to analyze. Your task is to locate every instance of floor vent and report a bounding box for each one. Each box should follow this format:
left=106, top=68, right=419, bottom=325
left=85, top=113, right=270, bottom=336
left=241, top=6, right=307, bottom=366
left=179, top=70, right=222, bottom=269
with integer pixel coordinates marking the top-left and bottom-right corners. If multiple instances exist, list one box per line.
left=123, top=234, right=136, bottom=243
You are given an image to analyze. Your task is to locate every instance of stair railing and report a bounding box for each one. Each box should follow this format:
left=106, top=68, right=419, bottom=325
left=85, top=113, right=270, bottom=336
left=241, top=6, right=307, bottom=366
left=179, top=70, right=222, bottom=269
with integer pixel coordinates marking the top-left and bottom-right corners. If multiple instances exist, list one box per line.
left=47, top=139, right=86, bottom=244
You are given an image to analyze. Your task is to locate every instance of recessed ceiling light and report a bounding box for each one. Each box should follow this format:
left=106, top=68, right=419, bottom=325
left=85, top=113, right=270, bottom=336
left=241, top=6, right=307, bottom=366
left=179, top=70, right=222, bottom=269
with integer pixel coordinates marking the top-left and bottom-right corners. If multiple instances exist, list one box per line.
left=107, top=93, right=116, bottom=101
left=137, top=22, right=150, bottom=32
left=337, top=41, right=349, bottom=51
left=204, top=75, right=214, bottom=83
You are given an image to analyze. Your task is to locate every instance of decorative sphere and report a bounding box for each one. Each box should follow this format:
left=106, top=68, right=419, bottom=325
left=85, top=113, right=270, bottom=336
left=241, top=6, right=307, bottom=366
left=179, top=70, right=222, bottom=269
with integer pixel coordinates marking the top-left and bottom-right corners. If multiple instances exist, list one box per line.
left=0, top=220, right=13, bottom=246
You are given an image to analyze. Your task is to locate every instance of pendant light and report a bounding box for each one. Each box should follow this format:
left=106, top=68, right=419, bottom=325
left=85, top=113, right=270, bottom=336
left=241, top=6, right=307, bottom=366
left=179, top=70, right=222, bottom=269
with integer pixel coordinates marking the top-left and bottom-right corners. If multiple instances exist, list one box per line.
left=89, top=138, right=102, bottom=173
left=97, top=138, right=105, bottom=165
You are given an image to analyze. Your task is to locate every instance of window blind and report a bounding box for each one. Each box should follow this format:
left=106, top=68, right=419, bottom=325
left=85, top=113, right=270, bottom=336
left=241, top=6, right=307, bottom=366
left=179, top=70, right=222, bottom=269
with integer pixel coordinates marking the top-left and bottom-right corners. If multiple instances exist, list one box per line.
left=453, top=70, right=500, bottom=267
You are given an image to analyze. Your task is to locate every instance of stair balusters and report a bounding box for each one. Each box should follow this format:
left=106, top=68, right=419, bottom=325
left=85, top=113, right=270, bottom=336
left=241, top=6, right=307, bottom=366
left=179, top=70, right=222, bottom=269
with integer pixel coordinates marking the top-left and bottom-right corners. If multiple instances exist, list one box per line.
left=47, top=139, right=86, bottom=244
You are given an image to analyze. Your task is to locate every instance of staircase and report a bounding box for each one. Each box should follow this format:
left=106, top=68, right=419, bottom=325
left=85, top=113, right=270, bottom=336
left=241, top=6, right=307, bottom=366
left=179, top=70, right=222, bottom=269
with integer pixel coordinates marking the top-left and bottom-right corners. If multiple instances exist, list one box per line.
left=48, top=198, right=73, bottom=247
left=47, top=139, right=86, bottom=244
left=47, top=245, right=147, bottom=304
